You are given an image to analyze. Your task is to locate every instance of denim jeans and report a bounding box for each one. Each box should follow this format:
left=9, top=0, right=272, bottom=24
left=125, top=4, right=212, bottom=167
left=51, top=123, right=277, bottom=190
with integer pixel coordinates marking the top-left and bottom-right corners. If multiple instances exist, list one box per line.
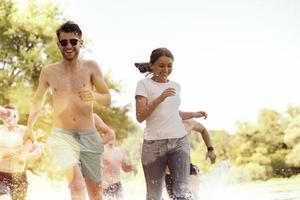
left=141, top=135, right=192, bottom=200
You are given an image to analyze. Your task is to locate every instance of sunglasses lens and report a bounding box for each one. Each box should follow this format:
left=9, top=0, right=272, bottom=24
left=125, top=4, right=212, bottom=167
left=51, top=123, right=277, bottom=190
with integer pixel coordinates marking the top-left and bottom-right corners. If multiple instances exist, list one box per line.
left=59, top=39, right=68, bottom=46
left=70, top=39, right=79, bottom=46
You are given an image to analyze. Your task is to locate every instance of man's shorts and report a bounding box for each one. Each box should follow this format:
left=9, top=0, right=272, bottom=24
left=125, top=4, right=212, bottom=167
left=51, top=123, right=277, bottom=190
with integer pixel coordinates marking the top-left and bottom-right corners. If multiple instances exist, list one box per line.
left=103, top=182, right=123, bottom=199
left=0, top=171, right=28, bottom=200
left=47, top=128, right=104, bottom=182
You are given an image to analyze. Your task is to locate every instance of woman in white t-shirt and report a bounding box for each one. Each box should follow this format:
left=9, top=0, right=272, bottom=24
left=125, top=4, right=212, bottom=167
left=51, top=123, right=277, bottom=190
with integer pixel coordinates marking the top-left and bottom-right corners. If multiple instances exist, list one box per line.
left=135, top=47, right=207, bottom=200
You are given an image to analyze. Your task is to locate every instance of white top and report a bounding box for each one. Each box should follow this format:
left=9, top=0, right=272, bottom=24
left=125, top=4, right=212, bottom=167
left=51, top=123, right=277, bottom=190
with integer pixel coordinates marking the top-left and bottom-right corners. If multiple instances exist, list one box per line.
left=0, top=125, right=24, bottom=148
left=135, top=78, right=187, bottom=140
left=0, top=125, right=26, bottom=173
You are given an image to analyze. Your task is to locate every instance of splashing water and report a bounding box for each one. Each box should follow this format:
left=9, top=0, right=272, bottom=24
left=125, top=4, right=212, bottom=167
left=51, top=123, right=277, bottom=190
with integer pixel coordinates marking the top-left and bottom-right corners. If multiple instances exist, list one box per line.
left=24, top=160, right=300, bottom=200
left=198, top=160, right=300, bottom=200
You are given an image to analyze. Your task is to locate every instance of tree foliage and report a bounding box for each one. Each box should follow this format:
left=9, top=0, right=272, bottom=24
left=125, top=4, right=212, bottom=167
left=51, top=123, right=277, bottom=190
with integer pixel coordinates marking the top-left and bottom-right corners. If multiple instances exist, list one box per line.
left=0, top=0, right=136, bottom=142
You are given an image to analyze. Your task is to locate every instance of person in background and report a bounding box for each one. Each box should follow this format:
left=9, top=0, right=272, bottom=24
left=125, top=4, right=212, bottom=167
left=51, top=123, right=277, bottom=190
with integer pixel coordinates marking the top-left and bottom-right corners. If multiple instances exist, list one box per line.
left=0, top=105, right=41, bottom=200
left=102, top=131, right=137, bottom=200
left=93, top=113, right=114, bottom=145
left=165, top=119, right=216, bottom=200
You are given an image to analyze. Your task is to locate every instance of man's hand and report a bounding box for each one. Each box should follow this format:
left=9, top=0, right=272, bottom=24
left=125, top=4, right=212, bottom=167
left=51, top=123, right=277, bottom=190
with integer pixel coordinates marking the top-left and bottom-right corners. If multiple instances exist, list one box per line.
left=102, top=129, right=115, bottom=145
left=27, top=141, right=42, bottom=160
left=23, top=127, right=35, bottom=142
left=206, top=151, right=216, bottom=164
left=131, top=165, right=138, bottom=176
left=79, top=89, right=93, bottom=103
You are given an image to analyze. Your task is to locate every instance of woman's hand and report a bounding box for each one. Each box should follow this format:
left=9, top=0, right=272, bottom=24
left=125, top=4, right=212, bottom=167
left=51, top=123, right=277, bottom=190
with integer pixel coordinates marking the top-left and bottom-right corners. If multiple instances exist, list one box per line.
left=159, top=88, right=176, bottom=101
left=194, top=111, right=208, bottom=119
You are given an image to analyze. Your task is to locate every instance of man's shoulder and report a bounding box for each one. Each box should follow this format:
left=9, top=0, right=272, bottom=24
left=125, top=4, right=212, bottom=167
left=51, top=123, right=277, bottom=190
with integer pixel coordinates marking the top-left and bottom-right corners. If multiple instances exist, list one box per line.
left=81, top=59, right=100, bottom=69
left=42, top=62, right=61, bottom=73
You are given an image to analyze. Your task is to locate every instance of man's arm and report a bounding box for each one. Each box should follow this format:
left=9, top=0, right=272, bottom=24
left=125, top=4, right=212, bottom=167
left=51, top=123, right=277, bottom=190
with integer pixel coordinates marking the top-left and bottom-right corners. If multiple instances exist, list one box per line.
left=179, top=111, right=207, bottom=120
left=93, top=113, right=115, bottom=144
left=121, top=151, right=137, bottom=175
left=91, top=61, right=111, bottom=107
left=192, top=120, right=216, bottom=164
left=26, top=68, right=49, bottom=141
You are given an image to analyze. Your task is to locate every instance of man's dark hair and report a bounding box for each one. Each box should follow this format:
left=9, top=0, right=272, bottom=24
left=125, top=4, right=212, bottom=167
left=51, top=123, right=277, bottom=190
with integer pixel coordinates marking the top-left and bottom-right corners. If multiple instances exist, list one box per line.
left=56, top=21, right=82, bottom=39
left=3, top=104, right=17, bottom=110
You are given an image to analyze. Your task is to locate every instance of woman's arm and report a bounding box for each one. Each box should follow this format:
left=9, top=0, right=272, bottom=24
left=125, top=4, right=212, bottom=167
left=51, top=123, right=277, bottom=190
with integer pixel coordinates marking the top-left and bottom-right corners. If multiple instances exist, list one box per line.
left=93, top=113, right=115, bottom=144
left=121, top=151, right=138, bottom=175
left=179, top=111, right=207, bottom=120
left=135, top=88, right=176, bottom=123
left=192, top=122, right=216, bottom=164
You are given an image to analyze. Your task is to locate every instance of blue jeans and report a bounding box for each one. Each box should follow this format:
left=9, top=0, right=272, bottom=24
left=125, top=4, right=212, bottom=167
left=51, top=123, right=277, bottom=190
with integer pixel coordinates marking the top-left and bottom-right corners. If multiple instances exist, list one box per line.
left=141, top=135, right=192, bottom=200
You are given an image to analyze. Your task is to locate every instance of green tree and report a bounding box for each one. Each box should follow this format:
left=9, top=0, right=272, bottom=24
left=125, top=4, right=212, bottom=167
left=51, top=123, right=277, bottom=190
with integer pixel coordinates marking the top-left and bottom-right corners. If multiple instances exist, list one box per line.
left=0, top=0, right=137, bottom=143
left=0, top=0, right=63, bottom=95
left=230, top=109, right=290, bottom=180
left=284, top=106, right=300, bottom=168
left=1, top=0, right=138, bottom=180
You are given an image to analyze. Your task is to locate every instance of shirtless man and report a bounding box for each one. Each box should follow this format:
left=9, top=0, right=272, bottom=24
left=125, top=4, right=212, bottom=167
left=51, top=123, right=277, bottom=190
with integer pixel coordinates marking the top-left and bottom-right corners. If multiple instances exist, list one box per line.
left=102, top=133, right=137, bottom=200
left=165, top=119, right=216, bottom=200
left=0, top=105, right=40, bottom=200
left=25, top=21, right=111, bottom=200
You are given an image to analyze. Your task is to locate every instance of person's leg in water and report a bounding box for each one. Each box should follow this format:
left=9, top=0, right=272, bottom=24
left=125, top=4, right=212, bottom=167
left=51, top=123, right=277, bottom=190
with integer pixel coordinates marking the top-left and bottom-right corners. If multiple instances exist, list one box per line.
left=85, top=178, right=103, bottom=200
left=165, top=173, right=174, bottom=199
left=80, top=130, right=104, bottom=200
left=142, top=140, right=168, bottom=200
left=9, top=172, right=28, bottom=200
left=168, top=136, right=192, bottom=200
left=189, top=164, right=200, bottom=200
left=67, top=165, right=87, bottom=200
left=0, top=173, right=12, bottom=200
left=103, top=182, right=123, bottom=200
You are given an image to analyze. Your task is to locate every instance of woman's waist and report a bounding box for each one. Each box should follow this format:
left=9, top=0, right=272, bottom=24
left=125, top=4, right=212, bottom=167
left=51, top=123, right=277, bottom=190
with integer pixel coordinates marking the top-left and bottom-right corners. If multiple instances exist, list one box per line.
left=144, top=128, right=186, bottom=140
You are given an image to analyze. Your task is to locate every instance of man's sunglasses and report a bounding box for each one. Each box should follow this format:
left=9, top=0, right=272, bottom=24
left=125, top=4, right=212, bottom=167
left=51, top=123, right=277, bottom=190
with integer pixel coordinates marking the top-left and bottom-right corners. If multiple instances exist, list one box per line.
left=59, top=38, right=80, bottom=46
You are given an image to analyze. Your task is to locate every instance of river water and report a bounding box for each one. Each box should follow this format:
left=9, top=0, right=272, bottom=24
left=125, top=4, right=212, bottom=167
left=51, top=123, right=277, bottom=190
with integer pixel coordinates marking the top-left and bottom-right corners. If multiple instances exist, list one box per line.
left=25, top=161, right=300, bottom=200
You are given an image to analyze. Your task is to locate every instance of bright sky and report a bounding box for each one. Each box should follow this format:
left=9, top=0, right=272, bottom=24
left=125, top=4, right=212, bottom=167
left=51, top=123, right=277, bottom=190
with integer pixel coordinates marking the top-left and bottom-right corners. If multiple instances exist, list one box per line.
left=43, top=0, right=300, bottom=132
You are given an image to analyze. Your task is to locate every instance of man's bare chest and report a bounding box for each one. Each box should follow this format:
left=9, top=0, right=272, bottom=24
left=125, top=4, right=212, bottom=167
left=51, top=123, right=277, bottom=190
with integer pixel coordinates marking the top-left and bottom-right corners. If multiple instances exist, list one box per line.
left=48, top=72, right=92, bottom=92
left=103, top=151, right=123, bottom=164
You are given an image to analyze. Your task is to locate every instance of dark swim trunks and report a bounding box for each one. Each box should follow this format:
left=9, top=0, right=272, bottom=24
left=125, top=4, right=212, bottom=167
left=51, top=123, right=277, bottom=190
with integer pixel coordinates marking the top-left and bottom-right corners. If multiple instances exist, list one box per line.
left=0, top=171, right=28, bottom=200
left=165, top=163, right=199, bottom=199
left=103, top=182, right=123, bottom=199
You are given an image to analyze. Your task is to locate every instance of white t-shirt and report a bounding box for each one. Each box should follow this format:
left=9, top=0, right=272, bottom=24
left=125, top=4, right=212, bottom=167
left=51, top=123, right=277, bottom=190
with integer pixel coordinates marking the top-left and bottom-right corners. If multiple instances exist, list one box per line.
left=135, top=78, right=187, bottom=140
left=0, top=125, right=24, bottom=148
left=0, top=125, right=26, bottom=172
